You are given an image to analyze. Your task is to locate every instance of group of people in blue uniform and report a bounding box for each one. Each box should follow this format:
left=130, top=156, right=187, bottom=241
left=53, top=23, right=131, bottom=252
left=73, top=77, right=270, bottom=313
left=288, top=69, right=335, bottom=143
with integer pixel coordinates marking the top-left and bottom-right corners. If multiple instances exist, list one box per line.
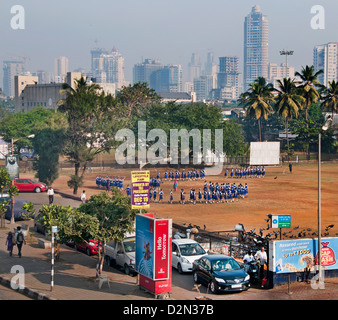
left=162, top=169, right=206, bottom=181
left=224, top=166, right=265, bottom=179
left=95, top=176, right=124, bottom=191
left=175, top=181, right=249, bottom=205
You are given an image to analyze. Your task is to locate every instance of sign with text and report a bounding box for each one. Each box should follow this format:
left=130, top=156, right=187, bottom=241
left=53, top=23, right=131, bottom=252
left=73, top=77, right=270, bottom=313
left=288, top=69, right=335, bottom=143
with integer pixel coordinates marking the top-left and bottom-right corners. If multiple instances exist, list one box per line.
left=270, top=238, right=338, bottom=274
left=131, top=171, right=150, bottom=210
left=271, top=215, right=291, bottom=229
left=135, top=214, right=171, bottom=281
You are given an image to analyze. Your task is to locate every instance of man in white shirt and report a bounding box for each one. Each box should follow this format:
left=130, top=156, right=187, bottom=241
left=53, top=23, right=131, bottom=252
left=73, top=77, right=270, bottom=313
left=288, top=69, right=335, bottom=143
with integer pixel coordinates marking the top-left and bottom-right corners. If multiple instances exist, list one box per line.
left=48, top=187, right=54, bottom=205
left=80, top=190, right=86, bottom=204
left=255, top=246, right=267, bottom=282
left=243, top=251, right=255, bottom=264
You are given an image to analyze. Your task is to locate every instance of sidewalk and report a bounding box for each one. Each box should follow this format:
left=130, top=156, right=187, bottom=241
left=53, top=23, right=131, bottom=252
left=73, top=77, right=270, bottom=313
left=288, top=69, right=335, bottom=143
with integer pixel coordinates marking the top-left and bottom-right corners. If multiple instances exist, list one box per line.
left=1, top=219, right=338, bottom=301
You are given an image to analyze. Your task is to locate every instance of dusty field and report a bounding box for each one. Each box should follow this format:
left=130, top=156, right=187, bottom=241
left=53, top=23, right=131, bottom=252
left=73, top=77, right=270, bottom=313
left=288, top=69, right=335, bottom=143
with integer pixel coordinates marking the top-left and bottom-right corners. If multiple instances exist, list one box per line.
left=41, top=162, right=338, bottom=239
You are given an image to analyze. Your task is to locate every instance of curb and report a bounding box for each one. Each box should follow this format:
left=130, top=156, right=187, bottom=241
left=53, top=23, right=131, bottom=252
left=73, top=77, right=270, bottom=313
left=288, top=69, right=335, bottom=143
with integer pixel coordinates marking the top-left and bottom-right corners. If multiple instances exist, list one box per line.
left=0, top=275, right=56, bottom=300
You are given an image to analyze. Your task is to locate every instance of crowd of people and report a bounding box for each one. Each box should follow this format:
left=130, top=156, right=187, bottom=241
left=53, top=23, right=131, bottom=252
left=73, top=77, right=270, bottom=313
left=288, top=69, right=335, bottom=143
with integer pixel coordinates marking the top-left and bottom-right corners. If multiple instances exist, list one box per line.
left=95, top=176, right=124, bottom=191
left=224, top=166, right=265, bottom=179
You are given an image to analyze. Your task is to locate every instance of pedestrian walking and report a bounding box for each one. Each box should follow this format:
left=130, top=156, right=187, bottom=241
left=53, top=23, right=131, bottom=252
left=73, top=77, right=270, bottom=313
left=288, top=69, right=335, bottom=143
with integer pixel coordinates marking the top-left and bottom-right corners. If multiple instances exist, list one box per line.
left=15, top=226, right=26, bottom=258
left=173, top=179, right=178, bottom=192
left=48, top=187, right=54, bottom=205
left=80, top=190, right=87, bottom=203
left=255, top=246, right=267, bottom=286
left=5, top=231, right=15, bottom=256
left=289, top=163, right=292, bottom=174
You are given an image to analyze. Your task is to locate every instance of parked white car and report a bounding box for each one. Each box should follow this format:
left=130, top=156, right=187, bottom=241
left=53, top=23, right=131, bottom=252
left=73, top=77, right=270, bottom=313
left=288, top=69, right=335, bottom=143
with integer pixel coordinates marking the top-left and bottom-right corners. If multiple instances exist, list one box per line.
left=172, top=238, right=208, bottom=273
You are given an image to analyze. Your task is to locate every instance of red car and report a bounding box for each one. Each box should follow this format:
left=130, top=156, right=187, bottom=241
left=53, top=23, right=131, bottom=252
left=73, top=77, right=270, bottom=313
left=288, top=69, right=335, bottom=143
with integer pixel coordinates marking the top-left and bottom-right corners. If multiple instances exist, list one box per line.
left=67, top=239, right=101, bottom=256
left=13, top=178, right=48, bottom=193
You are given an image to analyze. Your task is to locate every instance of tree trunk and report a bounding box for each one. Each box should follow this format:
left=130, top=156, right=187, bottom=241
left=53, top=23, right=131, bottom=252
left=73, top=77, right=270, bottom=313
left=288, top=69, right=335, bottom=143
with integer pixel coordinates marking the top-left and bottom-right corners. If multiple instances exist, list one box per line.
left=258, top=118, right=262, bottom=142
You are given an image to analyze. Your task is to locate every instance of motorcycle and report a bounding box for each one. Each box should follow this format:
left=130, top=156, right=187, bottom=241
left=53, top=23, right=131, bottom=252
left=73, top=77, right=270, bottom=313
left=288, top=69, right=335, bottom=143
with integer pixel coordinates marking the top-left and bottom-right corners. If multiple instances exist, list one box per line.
left=243, top=260, right=259, bottom=284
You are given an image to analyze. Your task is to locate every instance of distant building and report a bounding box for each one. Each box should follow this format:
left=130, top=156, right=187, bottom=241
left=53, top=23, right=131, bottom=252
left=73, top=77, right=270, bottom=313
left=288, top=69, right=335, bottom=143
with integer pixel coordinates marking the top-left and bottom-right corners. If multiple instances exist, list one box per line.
left=133, top=59, right=163, bottom=89
left=91, top=47, right=127, bottom=90
left=152, top=65, right=183, bottom=93
left=244, top=5, right=269, bottom=91
left=217, top=56, right=241, bottom=100
left=314, top=42, right=338, bottom=86
left=54, top=56, right=69, bottom=83
left=188, top=53, right=201, bottom=82
left=3, top=60, right=25, bottom=98
left=14, top=72, right=116, bottom=112
left=158, top=92, right=192, bottom=104
left=268, top=62, right=295, bottom=88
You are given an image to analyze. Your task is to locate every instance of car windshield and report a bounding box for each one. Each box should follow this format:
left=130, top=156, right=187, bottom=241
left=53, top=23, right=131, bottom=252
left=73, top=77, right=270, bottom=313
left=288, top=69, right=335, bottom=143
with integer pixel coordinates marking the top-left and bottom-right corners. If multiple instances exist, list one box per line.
left=212, top=258, right=241, bottom=271
left=179, top=243, right=206, bottom=256
left=29, top=179, right=37, bottom=183
left=124, top=239, right=136, bottom=252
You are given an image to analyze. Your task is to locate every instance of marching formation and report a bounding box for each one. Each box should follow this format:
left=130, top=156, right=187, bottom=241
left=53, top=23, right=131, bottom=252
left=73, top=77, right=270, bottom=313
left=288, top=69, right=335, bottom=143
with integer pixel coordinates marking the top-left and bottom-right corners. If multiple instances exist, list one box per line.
left=95, top=176, right=124, bottom=191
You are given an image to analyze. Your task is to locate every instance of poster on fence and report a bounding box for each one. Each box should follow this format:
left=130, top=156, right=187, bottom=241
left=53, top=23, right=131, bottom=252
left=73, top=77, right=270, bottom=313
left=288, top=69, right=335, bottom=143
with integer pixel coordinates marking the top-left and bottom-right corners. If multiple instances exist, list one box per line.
left=271, top=238, right=338, bottom=274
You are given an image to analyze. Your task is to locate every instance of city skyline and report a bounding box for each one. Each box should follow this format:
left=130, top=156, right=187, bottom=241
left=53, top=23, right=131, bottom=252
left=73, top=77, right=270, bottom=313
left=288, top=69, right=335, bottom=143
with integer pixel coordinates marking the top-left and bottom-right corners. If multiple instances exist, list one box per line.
left=0, top=1, right=337, bottom=90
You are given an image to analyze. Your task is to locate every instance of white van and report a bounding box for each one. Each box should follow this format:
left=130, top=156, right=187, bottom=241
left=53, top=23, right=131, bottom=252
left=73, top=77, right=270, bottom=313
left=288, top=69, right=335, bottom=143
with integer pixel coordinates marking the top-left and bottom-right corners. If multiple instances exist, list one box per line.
left=172, top=239, right=207, bottom=273
left=105, top=233, right=136, bottom=276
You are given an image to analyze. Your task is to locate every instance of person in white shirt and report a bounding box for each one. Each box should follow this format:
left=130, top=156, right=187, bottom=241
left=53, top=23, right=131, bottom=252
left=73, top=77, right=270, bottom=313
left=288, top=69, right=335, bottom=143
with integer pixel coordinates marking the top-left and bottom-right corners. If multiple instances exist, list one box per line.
left=47, top=187, right=54, bottom=205
left=255, top=246, right=267, bottom=281
left=243, top=251, right=255, bottom=264
left=80, top=190, right=86, bottom=204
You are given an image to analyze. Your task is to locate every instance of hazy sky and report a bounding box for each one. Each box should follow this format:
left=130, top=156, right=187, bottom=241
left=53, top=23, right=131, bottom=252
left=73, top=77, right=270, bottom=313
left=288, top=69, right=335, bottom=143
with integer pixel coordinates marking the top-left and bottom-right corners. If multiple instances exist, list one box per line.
left=0, top=0, right=337, bottom=86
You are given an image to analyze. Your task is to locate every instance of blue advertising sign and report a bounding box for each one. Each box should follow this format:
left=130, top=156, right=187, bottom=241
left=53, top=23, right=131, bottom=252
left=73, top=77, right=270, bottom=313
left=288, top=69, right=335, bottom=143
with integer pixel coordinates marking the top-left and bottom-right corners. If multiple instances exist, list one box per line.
left=272, top=238, right=338, bottom=274
left=135, top=215, right=155, bottom=279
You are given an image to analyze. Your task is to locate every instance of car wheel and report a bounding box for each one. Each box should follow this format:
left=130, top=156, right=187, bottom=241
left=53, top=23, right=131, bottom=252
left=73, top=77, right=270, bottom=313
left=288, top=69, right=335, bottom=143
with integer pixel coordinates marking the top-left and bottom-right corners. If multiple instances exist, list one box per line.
left=193, top=271, right=199, bottom=284
left=210, top=280, right=218, bottom=294
left=124, top=264, right=130, bottom=275
left=34, top=187, right=41, bottom=193
left=177, top=263, right=183, bottom=274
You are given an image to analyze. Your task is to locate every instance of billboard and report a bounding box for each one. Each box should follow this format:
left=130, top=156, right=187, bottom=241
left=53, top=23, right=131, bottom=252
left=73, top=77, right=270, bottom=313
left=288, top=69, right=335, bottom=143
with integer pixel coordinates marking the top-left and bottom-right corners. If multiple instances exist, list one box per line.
left=5, top=155, right=19, bottom=179
left=250, top=142, right=280, bottom=165
left=135, top=214, right=171, bottom=281
left=131, top=170, right=150, bottom=210
left=270, top=238, right=338, bottom=274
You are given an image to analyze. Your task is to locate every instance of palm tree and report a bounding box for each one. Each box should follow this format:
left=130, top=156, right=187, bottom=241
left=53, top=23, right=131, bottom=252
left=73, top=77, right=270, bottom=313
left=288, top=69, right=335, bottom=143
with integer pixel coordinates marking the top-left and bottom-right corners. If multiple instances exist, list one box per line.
left=295, top=65, right=323, bottom=120
left=239, top=77, right=274, bottom=141
left=320, top=80, right=338, bottom=118
left=274, top=78, right=305, bottom=149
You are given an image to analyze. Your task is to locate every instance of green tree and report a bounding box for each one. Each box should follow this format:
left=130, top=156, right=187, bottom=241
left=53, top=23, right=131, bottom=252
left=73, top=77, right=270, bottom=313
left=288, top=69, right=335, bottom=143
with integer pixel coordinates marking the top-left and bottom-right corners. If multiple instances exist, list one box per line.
left=295, top=65, right=323, bottom=120
left=78, top=189, right=138, bottom=274
left=274, top=78, right=305, bottom=150
left=239, top=77, right=274, bottom=141
left=117, top=82, right=160, bottom=124
left=320, top=80, right=338, bottom=118
left=58, top=77, right=119, bottom=194
left=32, top=112, right=68, bottom=185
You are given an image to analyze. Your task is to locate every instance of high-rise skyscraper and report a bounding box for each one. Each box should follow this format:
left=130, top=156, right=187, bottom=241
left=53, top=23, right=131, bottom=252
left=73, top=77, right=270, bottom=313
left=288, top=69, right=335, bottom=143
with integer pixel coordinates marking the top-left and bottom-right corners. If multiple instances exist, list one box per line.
left=314, top=42, right=338, bottom=86
left=217, top=56, right=241, bottom=100
left=152, top=65, right=182, bottom=93
left=3, top=60, right=25, bottom=98
left=54, top=56, right=69, bottom=83
left=244, top=5, right=269, bottom=91
left=188, top=53, right=201, bottom=82
left=91, top=47, right=126, bottom=89
left=133, top=59, right=163, bottom=89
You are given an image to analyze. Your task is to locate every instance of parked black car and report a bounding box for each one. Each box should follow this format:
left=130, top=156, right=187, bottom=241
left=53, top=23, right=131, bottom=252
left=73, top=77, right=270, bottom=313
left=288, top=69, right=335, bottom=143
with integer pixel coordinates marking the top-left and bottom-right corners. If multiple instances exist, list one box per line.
left=192, top=254, right=250, bottom=293
left=4, top=198, right=30, bottom=221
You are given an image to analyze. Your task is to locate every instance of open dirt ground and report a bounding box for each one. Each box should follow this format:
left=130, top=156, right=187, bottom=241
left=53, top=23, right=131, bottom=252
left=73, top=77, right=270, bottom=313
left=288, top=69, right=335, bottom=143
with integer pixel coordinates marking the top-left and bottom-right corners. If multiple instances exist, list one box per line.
left=43, top=162, right=338, bottom=239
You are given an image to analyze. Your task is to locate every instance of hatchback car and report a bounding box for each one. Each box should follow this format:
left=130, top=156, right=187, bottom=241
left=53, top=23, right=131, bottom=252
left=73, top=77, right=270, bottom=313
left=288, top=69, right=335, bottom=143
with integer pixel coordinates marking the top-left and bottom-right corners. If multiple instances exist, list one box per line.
left=172, top=239, right=208, bottom=273
left=67, top=239, right=101, bottom=256
left=192, top=254, right=250, bottom=293
left=13, top=178, right=48, bottom=193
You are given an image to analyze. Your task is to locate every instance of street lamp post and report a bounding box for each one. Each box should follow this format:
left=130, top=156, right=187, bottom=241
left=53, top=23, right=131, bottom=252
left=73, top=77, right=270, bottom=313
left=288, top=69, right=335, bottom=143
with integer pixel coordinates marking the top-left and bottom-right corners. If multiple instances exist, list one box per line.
left=317, top=116, right=333, bottom=284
